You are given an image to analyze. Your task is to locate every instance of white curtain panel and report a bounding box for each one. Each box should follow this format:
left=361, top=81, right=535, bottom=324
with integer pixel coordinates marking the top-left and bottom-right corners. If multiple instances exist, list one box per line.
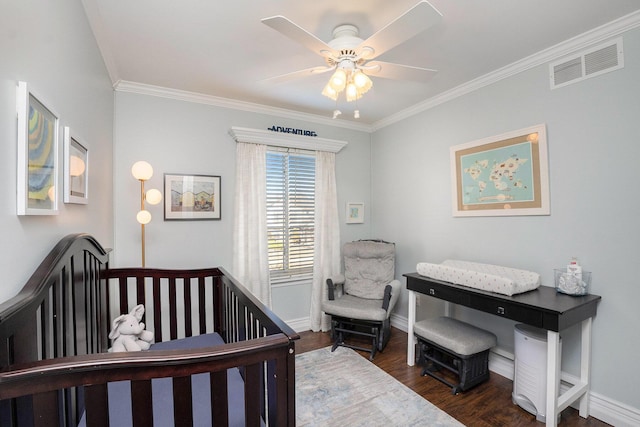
left=232, top=142, right=271, bottom=307
left=310, top=151, right=341, bottom=332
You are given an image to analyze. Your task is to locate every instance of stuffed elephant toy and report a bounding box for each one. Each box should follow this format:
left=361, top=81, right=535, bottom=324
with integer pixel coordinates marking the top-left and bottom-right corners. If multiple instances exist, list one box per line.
left=109, top=304, right=154, bottom=352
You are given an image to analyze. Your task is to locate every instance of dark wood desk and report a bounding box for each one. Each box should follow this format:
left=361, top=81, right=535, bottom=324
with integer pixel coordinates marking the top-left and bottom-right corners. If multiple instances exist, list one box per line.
left=404, top=272, right=601, bottom=427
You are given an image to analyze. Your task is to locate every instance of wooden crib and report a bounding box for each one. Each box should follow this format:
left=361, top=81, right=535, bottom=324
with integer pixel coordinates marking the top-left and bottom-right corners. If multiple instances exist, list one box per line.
left=0, top=233, right=299, bottom=426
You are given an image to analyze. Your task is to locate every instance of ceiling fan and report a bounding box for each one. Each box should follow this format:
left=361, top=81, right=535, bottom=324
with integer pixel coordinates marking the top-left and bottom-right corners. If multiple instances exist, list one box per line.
left=261, top=1, right=443, bottom=116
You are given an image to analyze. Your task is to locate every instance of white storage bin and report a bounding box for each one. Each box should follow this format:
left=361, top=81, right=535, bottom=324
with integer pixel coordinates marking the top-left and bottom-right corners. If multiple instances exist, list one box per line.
left=512, top=324, right=561, bottom=423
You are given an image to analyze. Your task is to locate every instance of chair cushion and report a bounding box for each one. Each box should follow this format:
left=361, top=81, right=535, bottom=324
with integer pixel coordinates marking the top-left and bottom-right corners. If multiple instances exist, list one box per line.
left=414, top=316, right=497, bottom=356
left=322, top=294, right=388, bottom=321
left=343, top=241, right=395, bottom=300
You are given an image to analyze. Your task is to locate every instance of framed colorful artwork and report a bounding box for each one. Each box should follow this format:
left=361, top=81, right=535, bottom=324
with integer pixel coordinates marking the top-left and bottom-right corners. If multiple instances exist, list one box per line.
left=63, top=127, right=89, bottom=204
left=164, top=173, right=221, bottom=220
left=450, top=124, right=550, bottom=217
left=16, top=81, right=59, bottom=215
left=346, top=202, right=365, bottom=224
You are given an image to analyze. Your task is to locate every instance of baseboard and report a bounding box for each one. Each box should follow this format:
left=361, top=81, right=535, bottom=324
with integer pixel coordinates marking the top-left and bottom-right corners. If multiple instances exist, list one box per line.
left=560, top=374, right=640, bottom=427
left=286, top=317, right=311, bottom=333
left=390, top=312, right=408, bottom=332
left=488, top=347, right=514, bottom=380
left=390, top=313, right=640, bottom=426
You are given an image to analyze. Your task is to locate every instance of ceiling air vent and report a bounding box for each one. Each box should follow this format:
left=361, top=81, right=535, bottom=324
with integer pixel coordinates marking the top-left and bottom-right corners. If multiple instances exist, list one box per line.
left=550, top=37, right=624, bottom=89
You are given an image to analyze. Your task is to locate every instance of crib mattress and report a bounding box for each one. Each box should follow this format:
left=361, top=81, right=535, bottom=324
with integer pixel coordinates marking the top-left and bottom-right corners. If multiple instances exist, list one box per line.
left=416, top=259, right=540, bottom=296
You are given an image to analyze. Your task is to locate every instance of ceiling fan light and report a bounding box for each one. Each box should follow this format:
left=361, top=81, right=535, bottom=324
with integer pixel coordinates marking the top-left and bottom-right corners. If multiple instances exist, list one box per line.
left=345, top=82, right=359, bottom=102
left=353, top=71, right=372, bottom=92
left=321, top=83, right=338, bottom=100
left=329, top=69, right=347, bottom=91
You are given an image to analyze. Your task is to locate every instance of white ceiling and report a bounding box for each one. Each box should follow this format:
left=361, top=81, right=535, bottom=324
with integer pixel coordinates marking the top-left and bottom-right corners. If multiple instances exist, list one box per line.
left=82, top=0, right=640, bottom=127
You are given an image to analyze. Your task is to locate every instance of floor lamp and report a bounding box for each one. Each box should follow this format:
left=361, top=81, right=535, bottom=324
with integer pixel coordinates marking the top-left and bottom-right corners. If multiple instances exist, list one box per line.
left=131, top=161, right=162, bottom=267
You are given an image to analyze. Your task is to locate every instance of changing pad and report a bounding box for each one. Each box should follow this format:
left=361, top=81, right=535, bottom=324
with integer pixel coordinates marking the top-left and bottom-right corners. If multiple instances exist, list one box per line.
left=416, top=260, right=540, bottom=296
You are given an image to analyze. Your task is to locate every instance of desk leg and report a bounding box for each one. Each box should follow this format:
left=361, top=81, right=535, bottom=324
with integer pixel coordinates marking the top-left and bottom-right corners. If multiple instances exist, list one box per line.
left=546, top=330, right=561, bottom=427
left=579, top=317, right=593, bottom=418
left=407, top=290, right=416, bottom=366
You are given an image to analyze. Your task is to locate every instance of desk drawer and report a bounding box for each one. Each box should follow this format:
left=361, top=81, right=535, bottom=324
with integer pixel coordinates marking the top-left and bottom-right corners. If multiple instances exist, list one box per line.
left=472, top=298, right=542, bottom=327
left=418, top=282, right=471, bottom=306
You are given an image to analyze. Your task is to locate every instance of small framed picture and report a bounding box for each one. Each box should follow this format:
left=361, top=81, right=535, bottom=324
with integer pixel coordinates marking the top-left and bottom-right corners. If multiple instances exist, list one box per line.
left=16, top=81, right=59, bottom=215
left=164, top=173, right=221, bottom=220
left=63, top=127, right=89, bottom=204
left=346, top=202, right=365, bottom=224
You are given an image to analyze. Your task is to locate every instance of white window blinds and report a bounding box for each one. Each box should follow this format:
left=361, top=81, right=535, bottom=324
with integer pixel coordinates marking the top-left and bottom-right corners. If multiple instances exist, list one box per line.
left=266, top=149, right=316, bottom=280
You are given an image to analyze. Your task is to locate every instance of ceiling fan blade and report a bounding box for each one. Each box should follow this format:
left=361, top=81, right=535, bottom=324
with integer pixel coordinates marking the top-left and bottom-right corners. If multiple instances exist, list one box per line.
left=261, top=66, right=334, bottom=85
left=357, top=1, right=442, bottom=60
left=262, top=16, right=338, bottom=59
left=364, top=61, right=437, bottom=82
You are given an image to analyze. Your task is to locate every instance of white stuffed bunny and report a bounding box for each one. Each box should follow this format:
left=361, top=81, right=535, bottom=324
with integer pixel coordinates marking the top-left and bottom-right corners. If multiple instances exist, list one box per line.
left=109, top=304, right=154, bottom=352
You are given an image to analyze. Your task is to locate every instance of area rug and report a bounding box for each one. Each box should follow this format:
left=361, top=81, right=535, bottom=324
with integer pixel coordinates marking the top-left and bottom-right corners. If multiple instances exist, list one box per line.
left=295, top=346, right=464, bottom=426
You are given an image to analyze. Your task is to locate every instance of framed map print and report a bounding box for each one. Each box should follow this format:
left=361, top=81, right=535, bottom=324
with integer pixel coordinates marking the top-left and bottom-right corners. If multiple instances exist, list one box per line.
left=450, top=124, right=549, bottom=217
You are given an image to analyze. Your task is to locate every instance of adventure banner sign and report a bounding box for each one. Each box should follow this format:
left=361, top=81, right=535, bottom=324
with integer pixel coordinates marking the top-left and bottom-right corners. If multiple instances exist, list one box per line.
left=267, top=126, right=317, bottom=137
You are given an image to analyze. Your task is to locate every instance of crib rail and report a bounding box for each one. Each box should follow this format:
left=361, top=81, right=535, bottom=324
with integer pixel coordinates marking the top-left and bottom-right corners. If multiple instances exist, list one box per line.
left=0, top=334, right=292, bottom=426
left=0, top=234, right=299, bottom=426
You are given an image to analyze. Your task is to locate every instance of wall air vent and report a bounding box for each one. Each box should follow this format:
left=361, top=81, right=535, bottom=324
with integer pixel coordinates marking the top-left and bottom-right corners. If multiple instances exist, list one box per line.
left=550, top=38, right=624, bottom=89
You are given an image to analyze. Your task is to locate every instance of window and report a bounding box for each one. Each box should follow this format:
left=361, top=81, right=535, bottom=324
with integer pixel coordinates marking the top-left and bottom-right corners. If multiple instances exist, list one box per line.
left=266, top=149, right=315, bottom=281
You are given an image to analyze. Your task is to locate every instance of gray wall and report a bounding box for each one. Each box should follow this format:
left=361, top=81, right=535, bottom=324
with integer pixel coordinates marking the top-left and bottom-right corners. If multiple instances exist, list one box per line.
left=113, top=91, right=372, bottom=322
left=371, top=29, right=640, bottom=411
left=0, top=0, right=114, bottom=303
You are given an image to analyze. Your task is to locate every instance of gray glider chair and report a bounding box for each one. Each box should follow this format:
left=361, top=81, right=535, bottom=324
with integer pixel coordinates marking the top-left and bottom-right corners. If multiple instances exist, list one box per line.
left=322, top=240, right=401, bottom=360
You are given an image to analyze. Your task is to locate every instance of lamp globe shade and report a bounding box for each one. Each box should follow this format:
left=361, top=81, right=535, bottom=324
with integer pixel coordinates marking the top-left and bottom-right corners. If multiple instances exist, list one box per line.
left=136, top=209, right=152, bottom=225
left=132, top=161, right=153, bottom=181
left=146, top=188, right=162, bottom=205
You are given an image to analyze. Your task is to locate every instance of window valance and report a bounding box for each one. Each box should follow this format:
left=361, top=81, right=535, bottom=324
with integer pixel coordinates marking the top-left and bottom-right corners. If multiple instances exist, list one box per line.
left=229, top=127, right=347, bottom=153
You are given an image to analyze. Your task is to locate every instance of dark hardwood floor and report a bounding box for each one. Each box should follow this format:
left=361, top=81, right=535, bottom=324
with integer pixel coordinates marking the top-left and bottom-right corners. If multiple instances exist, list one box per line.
left=296, top=328, right=611, bottom=427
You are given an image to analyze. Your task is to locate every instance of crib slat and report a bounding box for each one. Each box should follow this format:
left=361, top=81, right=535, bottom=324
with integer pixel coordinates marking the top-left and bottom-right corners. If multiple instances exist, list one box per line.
left=213, top=276, right=223, bottom=335
left=198, top=276, right=206, bottom=334
left=210, top=370, right=228, bottom=425
left=85, top=383, right=109, bottom=427
left=244, top=363, right=261, bottom=426
left=54, top=278, right=65, bottom=358
left=169, top=277, right=177, bottom=340
left=131, top=380, right=153, bottom=427
left=32, top=390, right=58, bottom=427
left=118, top=276, right=128, bottom=315
left=183, top=279, right=192, bottom=337
left=153, top=276, right=162, bottom=343
left=173, top=376, right=193, bottom=425
left=136, top=276, right=146, bottom=307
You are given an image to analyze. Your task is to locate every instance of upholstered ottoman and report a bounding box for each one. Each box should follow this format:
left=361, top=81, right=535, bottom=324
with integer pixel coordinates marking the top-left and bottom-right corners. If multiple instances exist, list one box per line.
left=414, top=316, right=497, bottom=394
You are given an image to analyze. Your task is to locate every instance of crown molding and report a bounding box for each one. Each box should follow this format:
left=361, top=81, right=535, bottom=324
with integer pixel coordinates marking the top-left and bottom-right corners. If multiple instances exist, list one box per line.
left=229, top=127, right=347, bottom=153
left=372, top=10, right=640, bottom=131
left=113, top=81, right=373, bottom=133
